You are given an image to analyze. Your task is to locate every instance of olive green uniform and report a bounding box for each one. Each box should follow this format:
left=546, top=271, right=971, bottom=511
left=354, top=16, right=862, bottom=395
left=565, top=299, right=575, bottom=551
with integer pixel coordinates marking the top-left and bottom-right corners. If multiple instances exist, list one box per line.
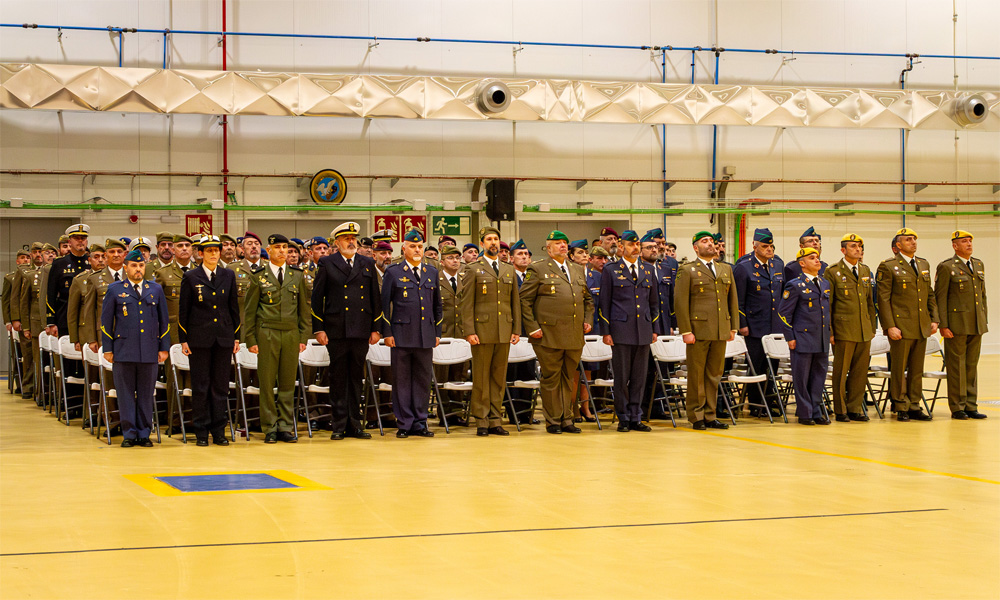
left=519, top=258, right=594, bottom=427
left=66, top=269, right=93, bottom=345
left=876, top=254, right=939, bottom=412
left=18, top=264, right=46, bottom=404
left=674, top=259, right=739, bottom=423
left=824, top=259, right=878, bottom=415
left=10, top=265, right=35, bottom=397
left=244, top=264, right=310, bottom=435
left=229, top=258, right=263, bottom=328
left=934, top=255, right=988, bottom=414
left=3, top=269, right=21, bottom=393
left=154, top=261, right=196, bottom=347
left=459, top=257, right=521, bottom=428
left=436, top=267, right=466, bottom=416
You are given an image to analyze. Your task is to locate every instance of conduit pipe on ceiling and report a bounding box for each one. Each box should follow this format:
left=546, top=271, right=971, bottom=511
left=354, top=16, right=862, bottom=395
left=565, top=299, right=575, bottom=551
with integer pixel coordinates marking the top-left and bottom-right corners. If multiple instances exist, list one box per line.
left=3, top=23, right=999, bottom=61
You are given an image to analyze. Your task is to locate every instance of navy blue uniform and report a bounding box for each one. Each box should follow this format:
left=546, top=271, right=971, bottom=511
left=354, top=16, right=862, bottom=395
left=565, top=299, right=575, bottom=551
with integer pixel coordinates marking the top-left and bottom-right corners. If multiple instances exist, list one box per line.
left=734, top=254, right=785, bottom=412
left=101, top=279, right=171, bottom=440
left=179, top=266, right=240, bottom=441
left=47, top=252, right=89, bottom=335
left=778, top=275, right=832, bottom=420
left=381, top=261, right=443, bottom=432
left=783, top=259, right=827, bottom=288
left=312, top=253, right=383, bottom=435
left=598, top=258, right=661, bottom=424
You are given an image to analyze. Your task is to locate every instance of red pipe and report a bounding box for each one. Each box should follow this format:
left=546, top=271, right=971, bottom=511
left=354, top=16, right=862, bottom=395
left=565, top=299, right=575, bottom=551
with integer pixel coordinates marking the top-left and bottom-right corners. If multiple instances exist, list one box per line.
left=221, top=0, right=229, bottom=234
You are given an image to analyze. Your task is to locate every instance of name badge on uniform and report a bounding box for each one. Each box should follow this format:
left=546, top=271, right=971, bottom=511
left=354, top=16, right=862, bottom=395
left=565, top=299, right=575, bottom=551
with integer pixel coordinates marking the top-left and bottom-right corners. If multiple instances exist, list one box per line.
left=482, top=284, right=488, bottom=295
left=550, top=285, right=556, bottom=294
left=123, top=305, right=128, bottom=316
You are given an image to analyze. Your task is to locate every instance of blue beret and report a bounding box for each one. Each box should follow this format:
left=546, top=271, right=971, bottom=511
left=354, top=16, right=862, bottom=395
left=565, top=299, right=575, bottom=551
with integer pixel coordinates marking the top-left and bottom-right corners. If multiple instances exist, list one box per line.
left=119, top=237, right=132, bottom=246
left=404, top=229, right=425, bottom=243
left=569, top=239, right=588, bottom=250
left=510, top=239, right=526, bottom=251
left=291, top=238, right=304, bottom=246
left=311, top=236, right=329, bottom=247
left=712, top=233, right=724, bottom=243
left=620, top=230, right=639, bottom=242
left=640, top=231, right=657, bottom=243
left=754, top=228, right=774, bottom=243
left=462, top=242, right=478, bottom=251
left=123, top=249, right=145, bottom=263
left=260, top=249, right=269, bottom=259
left=802, top=226, right=820, bottom=239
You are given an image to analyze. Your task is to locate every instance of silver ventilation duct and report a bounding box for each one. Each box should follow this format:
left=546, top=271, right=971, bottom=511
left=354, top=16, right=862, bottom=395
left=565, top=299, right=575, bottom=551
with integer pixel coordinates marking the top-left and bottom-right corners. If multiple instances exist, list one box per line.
left=1, top=63, right=996, bottom=131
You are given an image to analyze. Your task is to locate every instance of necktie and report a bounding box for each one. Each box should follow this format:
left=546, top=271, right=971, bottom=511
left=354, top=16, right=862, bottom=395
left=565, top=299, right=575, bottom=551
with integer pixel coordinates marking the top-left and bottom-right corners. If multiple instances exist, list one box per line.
left=491, top=261, right=499, bottom=276
left=210, top=270, right=216, bottom=284
left=413, top=266, right=420, bottom=282
left=450, top=276, right=457, bottom=293
left=347, top=258, right=353, bottom=269
left=630, top=263, right=637, bottom=282
left=967, top=260, right=973, bottom=273
left=708, top=261, right=716, bottom=278
left=114, top=272, right=120, bottom=282
left=560, top=264, right=568, bottom=281
left=852, top=265, right=858, bottom=280
left=182, top=266, right=189, bottom=272
left=909, top=258, right=918, bottom=276
left=277, top=267, right=283, bottom=286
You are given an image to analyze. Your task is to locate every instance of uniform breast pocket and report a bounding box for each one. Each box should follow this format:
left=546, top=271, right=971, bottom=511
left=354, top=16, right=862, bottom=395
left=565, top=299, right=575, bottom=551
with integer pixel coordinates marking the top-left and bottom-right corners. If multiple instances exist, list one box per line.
left=167, top=286, right=179, bottom=298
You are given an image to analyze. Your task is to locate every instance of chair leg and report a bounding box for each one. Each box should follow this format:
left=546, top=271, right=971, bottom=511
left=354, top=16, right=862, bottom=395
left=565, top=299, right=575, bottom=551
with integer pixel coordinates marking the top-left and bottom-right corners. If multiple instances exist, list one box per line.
left=298, top=363, right=313, bottom=438
left=578, top=368, right=603, bottom=430
left=431, top=375, right=450, bottom=433
left=365, top=361, right=385, bottom=436
left=504, top=386, right=522, bottom=432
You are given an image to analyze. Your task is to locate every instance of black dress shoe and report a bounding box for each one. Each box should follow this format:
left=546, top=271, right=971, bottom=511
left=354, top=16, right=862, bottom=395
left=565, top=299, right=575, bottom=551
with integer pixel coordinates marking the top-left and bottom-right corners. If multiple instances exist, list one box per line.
left=137, top=438, right=154, bottom=447
left=573, top=417, right=583, bottom=423
left=835, top=413, right=851, bottom=423
left=848, top=412, right=870, bottom=422
left=531, top=418, right=541, bottom=425
left=814, top=417, right=831, bottom=425
left=617, top=422, right=630, bottom=432
left=896, top=411, right=910, bottom=422
left=951, top=410, right=969, bottom=420
left=277, top=431, right=297, bottom=443
left=966, top=410, right=987, bottom=419
left=396, top=429, right=409, bottom=438
left=488, top=427, right=509, bottom=436
left=546, top=425, right=563, bottom=434
left=196, top=438, right=210, bottom=446
left=411, top=429, right=434, bottom=437
left=476, top=427, right=490, bottom=436
left=692, top=420, right=706, bottom=430
left=264, top=432, right=278, bottom=443
left=121, top=438, right=136, bottom=448
left=705, top=419, right=729, bottom=429
left=717, top=410, right=732, bottom=419
left=213, top=436, right=229, bottom=446
left=582, top=415, right=597, bottom=423
left=561, top=425, right=582, bottom=433
left=798, top=418, right=816, bottom=426
left=330, top=432, right=345, bottom=440
left=349, top=431, right=372, bottom=439
left=907, top=409, right=932, bottom=421
left=629, top=422, right=652, bottom=432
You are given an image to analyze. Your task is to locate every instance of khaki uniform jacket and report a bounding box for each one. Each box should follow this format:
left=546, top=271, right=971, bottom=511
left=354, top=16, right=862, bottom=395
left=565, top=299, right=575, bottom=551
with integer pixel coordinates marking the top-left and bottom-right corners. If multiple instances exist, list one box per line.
left=876, top=254, right=939, bottom=339
left=66, top=269, right=93, bottom=344
left=519, top=258, right=594, bottom=350
left=458, top=256, right=521, bottom=344
left=438, top=269, right=464, bottom=338
left=79, top=268, right=120, bottom=345
left=8, top=265, right=32, bottom=323
left=229, top=259, right=263, bottom=325
left=934, top=255, right=988, bottom=336
left=37, top=264, right=52, bottom=325
left=18, top=265, right=45, bottom=332
left=824, top=259, right=877, bottom=342
left=674, top=259, right=739, bottom=341
left=154, top=262, right=194, bottom=345
left=2, top=270, right=16, bottom=324
left=243, top=264, right=311, bottom=347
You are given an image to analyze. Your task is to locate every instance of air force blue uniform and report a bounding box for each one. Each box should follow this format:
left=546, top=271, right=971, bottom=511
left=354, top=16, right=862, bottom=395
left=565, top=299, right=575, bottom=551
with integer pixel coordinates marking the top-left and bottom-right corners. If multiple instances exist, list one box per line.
left=598, top=258, right=661, bottom=425
left=101, top=279, right=171, bottom=440
left=734, top=254, right=785, bottom=412
left=778, top=275, right=831, bottom=420
left=783, top=259, right=827, bottom=287
left=381, top=261, right=443, bottom=433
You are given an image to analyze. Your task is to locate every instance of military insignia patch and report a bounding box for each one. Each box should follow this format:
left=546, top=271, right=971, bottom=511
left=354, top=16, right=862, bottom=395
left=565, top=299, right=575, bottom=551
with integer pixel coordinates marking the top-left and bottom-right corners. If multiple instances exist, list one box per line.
left=782, top=290, right=790, bottom=299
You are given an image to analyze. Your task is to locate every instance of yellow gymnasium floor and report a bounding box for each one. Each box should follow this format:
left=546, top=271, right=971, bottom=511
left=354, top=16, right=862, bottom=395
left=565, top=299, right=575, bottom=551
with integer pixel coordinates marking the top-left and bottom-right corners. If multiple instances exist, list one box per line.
left=2, top=358, right=998, bottom=600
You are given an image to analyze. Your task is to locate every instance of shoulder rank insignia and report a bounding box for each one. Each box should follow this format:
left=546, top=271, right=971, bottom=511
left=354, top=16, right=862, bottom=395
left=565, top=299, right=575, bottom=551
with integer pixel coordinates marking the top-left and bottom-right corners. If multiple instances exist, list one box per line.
left=782, top=290, right=790, bottom=299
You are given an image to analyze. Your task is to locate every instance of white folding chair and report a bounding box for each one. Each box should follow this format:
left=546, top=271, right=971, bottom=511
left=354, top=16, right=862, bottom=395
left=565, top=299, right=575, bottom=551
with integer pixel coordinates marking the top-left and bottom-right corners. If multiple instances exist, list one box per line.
left=577, top=335, right=611, bottom=429
left=298, top=339, right=332, bottom=438
left=647, top=336, right=684, bottom=427
left=82, top=343, right=102, bottom=435
left=7, top=328, right=25, bottom=395
left=761, top=334, right=795, bottom=409
left=431, top=338, right=474, bottom=433
left=922, top=335, right=946, bottom=414
left=95, top=351, right=119, bottom=445
left=168, top=344, right=194, bottom=442
left=724, top=336, right=785, bottom=424
left=38, top=332, right=57, bottom=412
left=365, top=340, right=395, bottom=436
left=505, top=341, right=540, bottom=431
left=57, top=335, right=86, bottom=425
left=866, top=333, right=891, bottom=418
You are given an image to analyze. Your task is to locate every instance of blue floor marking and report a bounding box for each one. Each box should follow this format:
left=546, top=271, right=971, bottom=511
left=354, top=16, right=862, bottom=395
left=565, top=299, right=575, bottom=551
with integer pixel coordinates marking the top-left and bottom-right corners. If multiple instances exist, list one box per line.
left=155, top=473, right=300, bottom=492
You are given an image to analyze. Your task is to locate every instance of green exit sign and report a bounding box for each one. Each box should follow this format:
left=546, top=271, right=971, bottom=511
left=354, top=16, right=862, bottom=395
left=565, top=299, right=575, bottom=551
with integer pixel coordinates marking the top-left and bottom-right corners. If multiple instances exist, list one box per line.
left=431, top=216, right=470, bottom=236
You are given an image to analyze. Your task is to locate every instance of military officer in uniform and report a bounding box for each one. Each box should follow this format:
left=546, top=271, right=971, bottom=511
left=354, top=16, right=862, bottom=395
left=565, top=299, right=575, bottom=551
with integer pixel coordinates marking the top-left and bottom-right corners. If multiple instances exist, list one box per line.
left=244, top=234, right=311, bottom=443
left=674, top=231, right=738, bottom=430
left=311, top=222, right=381, bottom=440
left=230, top=231, right=264, bottom=326
left=876, top=228, right=938, bottom=421
left=598, top=228, right=620, bottom=259
left=67, top=243, right=105, bottom=348
left=219, top=234, right=238, bottom=267
left=784, top=226, right=827, bottom=283
left=126, top=237, right=156, bottom=280
left=506, top=240, right=538, bottom=425
left=100, top=249, right=170, bottom=447
left=935, top=230, right=989, bottom=420
left=46, top=224, right=91, bottom=338
left=154, top=234, right=197, bottom=346
left=436, top=245, right=467, bottom=423
left=458, top=226, right=521, bottom=437
left=179, top=236, right=241, bottom=446
left=519, top=230, right=595, bottom=434
left=380, top=229, right=442, bottom=438
left=9, top=247, right=38, bottom=399
left=3, top=250, right=31, bottom=395
left=18, top=243, right=50, bottom=404
left=598, top=230, right=660, bottom=432
left=778, top=248, right=833, bottom=425
left=824, top=233, right=877, bottom=422
left=733, top=228, right=785, bottom=417
left=147, top=231, right=174, bottom=274
left=80, top=239, right=127, bottom=352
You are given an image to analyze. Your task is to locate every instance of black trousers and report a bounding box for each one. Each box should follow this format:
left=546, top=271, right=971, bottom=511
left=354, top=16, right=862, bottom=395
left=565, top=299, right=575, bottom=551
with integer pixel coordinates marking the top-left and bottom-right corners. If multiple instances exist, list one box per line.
left=611, top=343, right=650, bottom=423
left=326, top=336, right=368, bottom=434
left=189, top=343, right=232, bottom=439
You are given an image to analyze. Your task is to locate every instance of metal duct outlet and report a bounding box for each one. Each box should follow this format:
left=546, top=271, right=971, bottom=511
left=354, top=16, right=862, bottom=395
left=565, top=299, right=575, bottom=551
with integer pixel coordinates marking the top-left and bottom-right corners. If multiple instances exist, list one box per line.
left=954, top=93, right=988, bottom=126
left=477, top=80, right=510, bottom=114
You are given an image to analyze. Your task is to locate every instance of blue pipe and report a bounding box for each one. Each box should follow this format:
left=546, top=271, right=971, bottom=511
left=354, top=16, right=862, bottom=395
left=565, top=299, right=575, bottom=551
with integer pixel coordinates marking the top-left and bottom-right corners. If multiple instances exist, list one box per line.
left=661, top=49, right=667, bottom=236
left=710, top=52, right=719, bottom=201
left=118, top=30, right=123, bottom=67
left=162, top=32, right=168, bottom=69
left=3, top=23, right=998, bottom=60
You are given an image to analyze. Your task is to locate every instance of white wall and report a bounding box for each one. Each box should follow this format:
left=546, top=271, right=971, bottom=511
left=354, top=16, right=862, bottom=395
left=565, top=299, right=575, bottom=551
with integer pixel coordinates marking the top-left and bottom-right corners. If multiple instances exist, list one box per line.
left=1, top=0, right=998, bottom=349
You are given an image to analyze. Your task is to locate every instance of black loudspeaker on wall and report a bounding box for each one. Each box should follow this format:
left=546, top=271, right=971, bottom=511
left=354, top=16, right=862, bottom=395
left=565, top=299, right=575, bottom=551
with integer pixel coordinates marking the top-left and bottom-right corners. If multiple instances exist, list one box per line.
left=485, top=179, right=516, bottom=222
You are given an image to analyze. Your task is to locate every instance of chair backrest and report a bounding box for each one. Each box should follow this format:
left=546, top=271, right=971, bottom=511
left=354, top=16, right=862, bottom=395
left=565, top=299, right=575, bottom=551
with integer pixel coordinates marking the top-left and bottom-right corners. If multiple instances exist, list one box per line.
left=99, top=352, right=114, bottom=371
left=432, top=337, right=473, bottom=365
left=725, top=335, right=748, bottom=358
left=869, top=334, right=890, bottom=356
left=299, top=342, right=330, bottom=367
left=761, top=334, right=790, bottom=360
left=82, top=343, right=101, bottom=367
left=47, top=333, right=62, bottom=356
left=235, top=343, right=258, bottom=371
left=59, top=335, right=82, bottom=360
left=38, top=332, right=51, bottom=352
left=507, top=340, right=537, bottom=364
left=925, top=335, right=942, bottom=355
left=581, top=335, right=612, bottom=362
left=650, top=336, right=685, bottom=363
left=366, top=340, right=392, bottom=367
left=169, top=343, right=191, bottom=371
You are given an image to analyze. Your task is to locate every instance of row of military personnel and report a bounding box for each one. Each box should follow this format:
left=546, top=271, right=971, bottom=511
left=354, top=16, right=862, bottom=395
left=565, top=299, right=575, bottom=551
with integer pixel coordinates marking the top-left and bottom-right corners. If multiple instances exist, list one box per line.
left=2, top=222, right=988, bottom=446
